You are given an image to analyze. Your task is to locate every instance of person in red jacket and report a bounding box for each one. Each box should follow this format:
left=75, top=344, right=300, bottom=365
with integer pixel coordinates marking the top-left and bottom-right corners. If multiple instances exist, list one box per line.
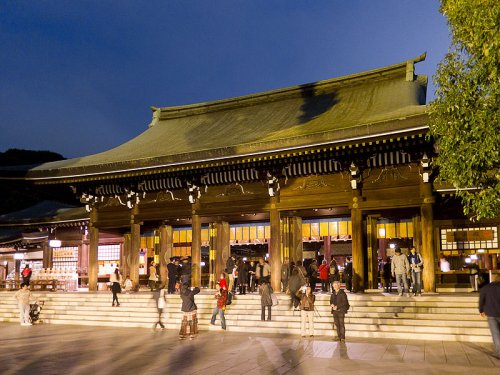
left=210, top=282, right=228, bottom=330
left=318, top=259, right=330, bottom=292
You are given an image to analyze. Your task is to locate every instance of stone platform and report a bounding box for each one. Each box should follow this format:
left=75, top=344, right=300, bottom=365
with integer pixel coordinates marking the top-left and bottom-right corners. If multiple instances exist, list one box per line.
left=0, top=290, right=491, bottom=343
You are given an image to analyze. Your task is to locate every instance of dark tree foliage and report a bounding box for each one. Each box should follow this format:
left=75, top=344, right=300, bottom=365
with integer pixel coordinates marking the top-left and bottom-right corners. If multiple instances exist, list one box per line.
left=0, top=149, right=75, bottom=215
left=429, top=0, right=500, bottom=220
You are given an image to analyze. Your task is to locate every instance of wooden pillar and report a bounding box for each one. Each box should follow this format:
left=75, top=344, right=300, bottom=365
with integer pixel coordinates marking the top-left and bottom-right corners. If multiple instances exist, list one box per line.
left=270, top=197, right=282, bottom=292
left=122, top=233, right=131, bottom=280
left=88, top=210, right=99, bottom=291
left=420, top=183, right=436, bottom=292
left=351, top=192, right=364, bottom=292
left=191, top=214, right=201, bottom=287
left=159, top=224, right=172, bottom=288
left=366, top=215, right=379, bottom=290
left=283, top=217, right=303, bottom=264
left=211, top=221, right=230, bottom=288
left=130, top=212, right=141, bottom=289
left=323, top=236, right=331, bottom=264
left=42, top=241, right=52, bottom=269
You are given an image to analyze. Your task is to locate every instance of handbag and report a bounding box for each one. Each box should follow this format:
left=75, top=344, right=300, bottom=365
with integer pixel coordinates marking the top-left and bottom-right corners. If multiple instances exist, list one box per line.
left=271, top=293, right=279, bottom=306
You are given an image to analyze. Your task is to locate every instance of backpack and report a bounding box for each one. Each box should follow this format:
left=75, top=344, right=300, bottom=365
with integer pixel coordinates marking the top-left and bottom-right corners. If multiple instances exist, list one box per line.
left=329, top=266, right=337, bottom=275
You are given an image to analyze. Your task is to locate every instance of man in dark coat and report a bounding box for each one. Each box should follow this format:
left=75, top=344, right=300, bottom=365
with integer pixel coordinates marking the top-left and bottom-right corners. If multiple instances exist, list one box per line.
left=167, top=257, right=177, bottom=294
left=479, top=274, right=500, bottom=359
left=330, top=280, right=349, bottom=342
left=237, top=259, right=249, bottom=295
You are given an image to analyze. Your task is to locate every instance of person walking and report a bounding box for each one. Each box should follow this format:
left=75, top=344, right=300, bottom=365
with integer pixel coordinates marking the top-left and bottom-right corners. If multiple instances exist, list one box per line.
left=330, top=280, right=349, bottom=342
left=408, top=247, right=423, bottom=296
left=21, top=264, right=32, bottom=286
left=468, top=260, right=480, bottom=292
left=210, top=282, right=228, bottom=330
left=288, top=268, right=303, bottom=310
left=318, top=259, right=330, bottom=292
left=260, top=280, right=273, bottom=321
left=14, top=283, right=33, bottom=326
left=479, top=274, right=500, bottom=359
left=297, top=285, right=315, bottom=337
left=167, top=257, right=177, bottom=294
left=149, top=261, right=158, bottom=291
left=391, top=249, right=410, bottom=297
left=154, top=286, right=167, bottom=330
left=110, top=268, right=122, bottom=307
left=343, top=257, right=353, bottom=292
left=179, top=283, right=200, bottom=340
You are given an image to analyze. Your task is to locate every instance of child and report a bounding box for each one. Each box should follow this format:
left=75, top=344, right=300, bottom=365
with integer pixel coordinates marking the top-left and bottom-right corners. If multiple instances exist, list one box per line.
left=124, top=275, right=133, bottom=293
left=14, top=283, right=33, bottom=326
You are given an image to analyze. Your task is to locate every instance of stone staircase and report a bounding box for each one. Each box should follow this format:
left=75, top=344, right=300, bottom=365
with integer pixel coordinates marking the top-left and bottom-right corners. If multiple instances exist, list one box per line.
left=0, top=290, right=490, bottom=343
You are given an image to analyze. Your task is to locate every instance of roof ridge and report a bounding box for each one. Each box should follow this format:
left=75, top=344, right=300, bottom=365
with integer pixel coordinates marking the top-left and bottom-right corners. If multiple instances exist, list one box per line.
left=153, top=53, right=427, bottom=121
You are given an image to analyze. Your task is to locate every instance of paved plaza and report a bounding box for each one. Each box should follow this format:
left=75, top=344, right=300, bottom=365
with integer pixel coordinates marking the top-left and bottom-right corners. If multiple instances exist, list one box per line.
left=0, top=323, right=499, bottom=375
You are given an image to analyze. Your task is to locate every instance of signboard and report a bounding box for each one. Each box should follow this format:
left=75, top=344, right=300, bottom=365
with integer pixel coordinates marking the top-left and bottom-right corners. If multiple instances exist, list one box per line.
left=446, top=230, right=494, bottom=242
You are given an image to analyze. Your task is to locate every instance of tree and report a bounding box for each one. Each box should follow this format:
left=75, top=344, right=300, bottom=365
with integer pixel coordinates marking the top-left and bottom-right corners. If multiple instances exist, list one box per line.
left=429, top=0, right=500, bottom=220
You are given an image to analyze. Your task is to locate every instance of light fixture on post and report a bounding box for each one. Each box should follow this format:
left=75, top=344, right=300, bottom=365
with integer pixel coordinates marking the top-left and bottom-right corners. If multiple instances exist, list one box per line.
left=267, top=172, right=279, bottom=197
left=49, top=227, right=61, bottom=247
left=187, top=182, right=201, bottom=204
left=420, top=153, right=431, bottom=183
left=350, top=163, right=360, bottom=189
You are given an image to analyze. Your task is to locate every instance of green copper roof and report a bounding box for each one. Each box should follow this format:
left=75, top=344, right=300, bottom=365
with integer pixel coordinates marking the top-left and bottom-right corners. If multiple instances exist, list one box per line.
left=11, top=54, right=428, bottom=181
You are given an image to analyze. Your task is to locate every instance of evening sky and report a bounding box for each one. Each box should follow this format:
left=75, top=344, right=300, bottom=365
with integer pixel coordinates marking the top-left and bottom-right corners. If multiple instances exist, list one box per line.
left=0, top=1, right=451, bottom=159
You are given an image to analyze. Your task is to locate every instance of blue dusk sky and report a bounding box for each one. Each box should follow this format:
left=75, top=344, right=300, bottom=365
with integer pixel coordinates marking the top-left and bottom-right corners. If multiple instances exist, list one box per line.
left=0, top=1, right=451, bottom=159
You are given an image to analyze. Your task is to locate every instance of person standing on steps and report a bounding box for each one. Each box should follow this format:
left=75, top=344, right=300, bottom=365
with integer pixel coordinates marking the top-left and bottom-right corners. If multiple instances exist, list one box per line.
left=297, top=285, right=315, bottom=337
left=383, top=257, right=393, bottom=293
left=225, top=255, right=236, bottom=293
left=167, top=257, right=177, bottom=294
left=330, top=280, right=349, bottom=342
left=210, top=282, right=228, bottom=330
left=21, top=264, right=32, bottom=286
left=343, top=257, right=353, bottom=292
left=179, top=283, right=200, bottom=340
left=110, top=267, right=122, bottom=307
left=318, top=259, right=330, bottom=293
left=391, top=249, right=410, bottom=297
left=149, top=261, right=158, bottom=291
left=408, top=247, right=423, bottom=296
left=260, top=280, right=273, bottom=321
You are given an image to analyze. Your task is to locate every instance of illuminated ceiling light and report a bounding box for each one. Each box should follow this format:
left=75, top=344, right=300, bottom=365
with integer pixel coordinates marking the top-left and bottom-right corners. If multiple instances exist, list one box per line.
left=477, top=248, right=485, bottom=253
left=200, top=262, right=206, bottom=267
left=470, top=254, right=478, bottom=260
left=378, top=228, right=386, bottom=237
left=389, top=243, right=396, bottom=249
left=464, top=257, right=472, bottom=264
